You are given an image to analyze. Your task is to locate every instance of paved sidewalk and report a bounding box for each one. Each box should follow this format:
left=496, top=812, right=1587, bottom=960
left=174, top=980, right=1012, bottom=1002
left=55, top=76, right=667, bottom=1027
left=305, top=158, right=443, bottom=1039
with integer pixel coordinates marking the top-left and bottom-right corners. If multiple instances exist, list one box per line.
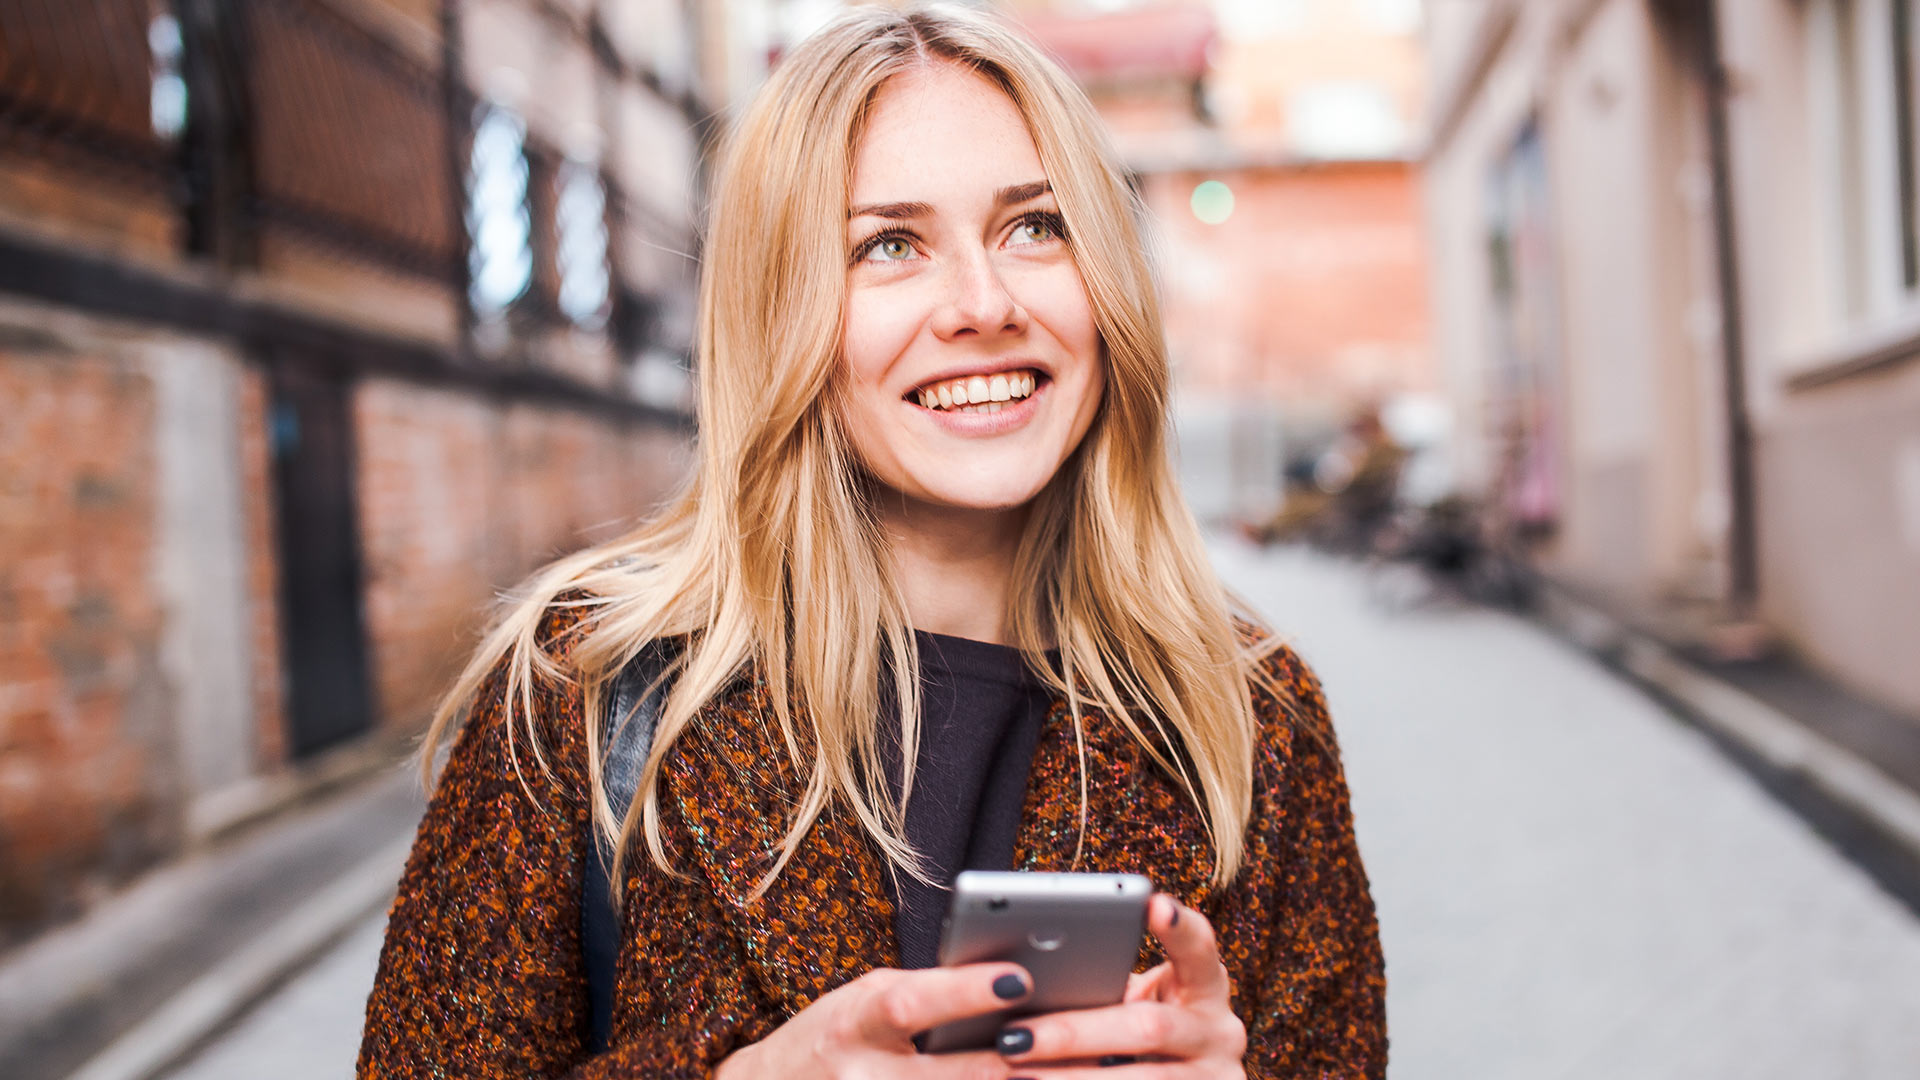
left=0, top=762, right=420, bottom=1080
left=165, top=914, right=386, bottom=1080
left=1213, top=541, right=1920, bottom=1079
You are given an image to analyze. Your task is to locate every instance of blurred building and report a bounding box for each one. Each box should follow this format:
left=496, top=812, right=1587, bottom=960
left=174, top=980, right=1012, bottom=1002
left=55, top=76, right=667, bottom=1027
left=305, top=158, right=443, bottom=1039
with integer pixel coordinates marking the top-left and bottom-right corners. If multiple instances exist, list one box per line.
left=1423, top=0, right=1920, bottom=716
left=0, top=0, right=773, bottom=946
left=1014, top=0, right=1435, bottom=522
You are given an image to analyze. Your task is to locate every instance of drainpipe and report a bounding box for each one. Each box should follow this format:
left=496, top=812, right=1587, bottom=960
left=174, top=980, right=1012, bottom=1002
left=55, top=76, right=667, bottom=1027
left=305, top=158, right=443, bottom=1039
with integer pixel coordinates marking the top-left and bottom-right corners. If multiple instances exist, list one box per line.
left=1697, top=0, right=1761, bottom=621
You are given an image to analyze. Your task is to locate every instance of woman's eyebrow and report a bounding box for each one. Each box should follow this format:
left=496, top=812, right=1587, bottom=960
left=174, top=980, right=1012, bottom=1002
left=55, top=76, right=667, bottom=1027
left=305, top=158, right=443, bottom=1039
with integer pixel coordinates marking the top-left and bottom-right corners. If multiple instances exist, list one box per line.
left=847, top=181, right=1053, bottom=221
left=994, top=180, right=1051, bottom=207
left=848, top=200, right=934, bottom=221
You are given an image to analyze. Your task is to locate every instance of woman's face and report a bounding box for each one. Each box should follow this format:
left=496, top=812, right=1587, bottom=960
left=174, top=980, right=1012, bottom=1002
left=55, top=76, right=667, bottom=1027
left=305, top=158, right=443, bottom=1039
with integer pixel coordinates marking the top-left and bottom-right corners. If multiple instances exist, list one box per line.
left=839, top=63, right=1104, bottom=519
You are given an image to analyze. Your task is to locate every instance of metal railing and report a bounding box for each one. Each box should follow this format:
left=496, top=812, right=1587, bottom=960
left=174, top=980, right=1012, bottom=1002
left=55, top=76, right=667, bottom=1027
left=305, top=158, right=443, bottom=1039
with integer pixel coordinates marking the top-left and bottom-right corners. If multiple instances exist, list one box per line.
left=0, top=0, right=458, bottom=281
left=0, top=0, right=696, bottom=366
left=0, top=0, right=177, bottom=185
left=244, top=0, right=459, bottom=279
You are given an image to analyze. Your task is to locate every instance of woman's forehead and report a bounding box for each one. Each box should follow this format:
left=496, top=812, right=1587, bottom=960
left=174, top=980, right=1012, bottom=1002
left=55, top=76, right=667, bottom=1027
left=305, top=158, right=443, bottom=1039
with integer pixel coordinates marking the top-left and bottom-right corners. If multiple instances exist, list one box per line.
left=849, top=63, right=1048, bottom=207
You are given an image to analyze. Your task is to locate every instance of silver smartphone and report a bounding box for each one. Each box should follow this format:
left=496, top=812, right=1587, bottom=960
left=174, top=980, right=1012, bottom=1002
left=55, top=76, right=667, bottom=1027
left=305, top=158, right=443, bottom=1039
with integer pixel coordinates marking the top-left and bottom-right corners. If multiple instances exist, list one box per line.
left=920, top=870, right=1153, bottom=1054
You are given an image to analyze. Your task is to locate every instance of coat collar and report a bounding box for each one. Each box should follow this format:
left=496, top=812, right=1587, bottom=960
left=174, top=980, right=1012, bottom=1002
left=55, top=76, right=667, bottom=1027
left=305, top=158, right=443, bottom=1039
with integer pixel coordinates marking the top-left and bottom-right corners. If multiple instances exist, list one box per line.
left=659, top=681, right=1217, bottom=1014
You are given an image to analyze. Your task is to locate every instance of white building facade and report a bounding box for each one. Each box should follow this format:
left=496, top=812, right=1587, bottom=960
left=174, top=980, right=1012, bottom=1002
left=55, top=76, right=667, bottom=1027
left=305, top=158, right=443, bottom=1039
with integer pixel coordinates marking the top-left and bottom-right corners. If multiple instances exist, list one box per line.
left=1423, top=0, right=1920, bottom=716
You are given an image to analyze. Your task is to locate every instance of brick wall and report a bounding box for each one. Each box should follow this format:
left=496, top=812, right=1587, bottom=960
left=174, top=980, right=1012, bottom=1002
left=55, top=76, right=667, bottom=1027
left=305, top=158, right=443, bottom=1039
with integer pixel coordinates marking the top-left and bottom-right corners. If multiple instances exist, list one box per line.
left=236, top=368, right=290, bottom=770
left=353, top=378, right=688, bottom=733
left=1147, top=161, right=1433, bottom=416
left=0, top=329, right=178, bottom=943
left=0, top=312, right=691, bottom=945
left=355, top=381, right=508, bottom=730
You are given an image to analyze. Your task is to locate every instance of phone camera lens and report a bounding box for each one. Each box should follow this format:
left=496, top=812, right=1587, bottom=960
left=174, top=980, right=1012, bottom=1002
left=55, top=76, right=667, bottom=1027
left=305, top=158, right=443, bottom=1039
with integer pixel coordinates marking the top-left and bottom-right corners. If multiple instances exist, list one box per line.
left=988, top=896, right=1009, bottom=912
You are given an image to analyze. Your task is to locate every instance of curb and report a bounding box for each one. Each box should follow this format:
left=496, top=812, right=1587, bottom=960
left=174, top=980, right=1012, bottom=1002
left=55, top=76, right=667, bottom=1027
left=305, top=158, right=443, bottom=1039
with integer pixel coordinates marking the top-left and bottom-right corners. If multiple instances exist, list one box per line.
left=64, top=836, right=411, bottom=1080
left=1539, top=588, right=1920, bottom=867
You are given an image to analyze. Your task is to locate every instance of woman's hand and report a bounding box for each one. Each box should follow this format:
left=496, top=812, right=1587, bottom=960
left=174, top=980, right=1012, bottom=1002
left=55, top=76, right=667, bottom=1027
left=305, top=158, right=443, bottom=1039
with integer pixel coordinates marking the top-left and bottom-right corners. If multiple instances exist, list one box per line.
left=712, top=962, right=1034, bottom=1080
left=990, top=895, right=1247, bottom=1078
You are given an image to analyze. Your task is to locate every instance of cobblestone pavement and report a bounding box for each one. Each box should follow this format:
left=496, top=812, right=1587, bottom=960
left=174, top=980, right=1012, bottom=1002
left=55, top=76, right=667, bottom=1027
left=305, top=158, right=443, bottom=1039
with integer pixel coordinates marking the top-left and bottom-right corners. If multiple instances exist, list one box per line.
left=166, top=541, right=1920, bottom=1078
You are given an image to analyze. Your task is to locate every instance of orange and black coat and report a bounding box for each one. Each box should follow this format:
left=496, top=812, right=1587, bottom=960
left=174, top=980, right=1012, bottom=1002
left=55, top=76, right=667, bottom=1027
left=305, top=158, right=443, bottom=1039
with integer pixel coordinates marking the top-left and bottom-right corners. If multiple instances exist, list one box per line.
left=357, top=608, right=1387, bottom=1078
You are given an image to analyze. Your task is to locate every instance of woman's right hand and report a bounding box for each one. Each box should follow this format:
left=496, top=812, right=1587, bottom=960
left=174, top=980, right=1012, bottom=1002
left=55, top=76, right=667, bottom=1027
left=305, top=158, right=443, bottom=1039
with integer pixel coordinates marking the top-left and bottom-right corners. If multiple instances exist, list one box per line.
left=713, top=963, right=1032, bottom=1080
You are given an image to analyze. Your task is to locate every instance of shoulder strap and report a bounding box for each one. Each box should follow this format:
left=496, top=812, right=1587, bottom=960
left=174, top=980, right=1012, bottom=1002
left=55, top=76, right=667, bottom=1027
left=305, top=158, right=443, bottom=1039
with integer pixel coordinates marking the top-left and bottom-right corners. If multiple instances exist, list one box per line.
left=583, top=639, right=678, bottom=1053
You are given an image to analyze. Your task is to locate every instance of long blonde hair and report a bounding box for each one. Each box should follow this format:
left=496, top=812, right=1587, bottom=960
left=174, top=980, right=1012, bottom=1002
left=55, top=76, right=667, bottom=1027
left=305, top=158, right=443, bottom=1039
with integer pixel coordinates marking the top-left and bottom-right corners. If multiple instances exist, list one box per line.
left=422, top=2, right=1280, bottom=897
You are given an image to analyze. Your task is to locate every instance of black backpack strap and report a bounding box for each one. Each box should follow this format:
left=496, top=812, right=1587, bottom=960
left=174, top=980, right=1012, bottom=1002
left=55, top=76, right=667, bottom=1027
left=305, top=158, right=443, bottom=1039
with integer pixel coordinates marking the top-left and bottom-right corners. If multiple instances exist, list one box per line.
left=584, top=639, right=678, bottom=1052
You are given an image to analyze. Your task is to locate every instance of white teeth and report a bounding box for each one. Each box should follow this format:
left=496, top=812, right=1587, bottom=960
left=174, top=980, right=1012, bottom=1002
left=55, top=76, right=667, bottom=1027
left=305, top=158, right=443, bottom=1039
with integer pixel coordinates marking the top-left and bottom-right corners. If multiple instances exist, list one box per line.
left=914, top=370, right=1041, bottom=412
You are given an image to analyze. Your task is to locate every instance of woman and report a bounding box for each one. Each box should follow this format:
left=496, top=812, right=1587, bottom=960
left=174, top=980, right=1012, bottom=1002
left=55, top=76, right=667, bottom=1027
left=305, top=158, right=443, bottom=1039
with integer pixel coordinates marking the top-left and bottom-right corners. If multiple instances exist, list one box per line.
left=358, top=6, right=1385, bottom=1078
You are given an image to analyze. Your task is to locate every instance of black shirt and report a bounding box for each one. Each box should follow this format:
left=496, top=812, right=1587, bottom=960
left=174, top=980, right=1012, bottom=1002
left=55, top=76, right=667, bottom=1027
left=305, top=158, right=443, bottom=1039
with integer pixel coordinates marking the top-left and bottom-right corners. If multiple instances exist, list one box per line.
left=878, top=631, right=1053, bottom=970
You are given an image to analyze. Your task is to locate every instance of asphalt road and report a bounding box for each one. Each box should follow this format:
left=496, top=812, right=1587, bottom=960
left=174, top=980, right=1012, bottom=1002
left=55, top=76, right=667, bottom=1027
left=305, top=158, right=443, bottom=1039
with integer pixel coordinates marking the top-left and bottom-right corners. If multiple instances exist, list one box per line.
left=164, top=542, right=1920, bottom=1079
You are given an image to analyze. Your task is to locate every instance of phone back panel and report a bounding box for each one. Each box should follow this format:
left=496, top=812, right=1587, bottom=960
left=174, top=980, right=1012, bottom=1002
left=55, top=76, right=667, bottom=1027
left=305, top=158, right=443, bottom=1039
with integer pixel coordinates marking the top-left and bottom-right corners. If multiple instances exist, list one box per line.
left=921, top=871, right=1152, bottom=1053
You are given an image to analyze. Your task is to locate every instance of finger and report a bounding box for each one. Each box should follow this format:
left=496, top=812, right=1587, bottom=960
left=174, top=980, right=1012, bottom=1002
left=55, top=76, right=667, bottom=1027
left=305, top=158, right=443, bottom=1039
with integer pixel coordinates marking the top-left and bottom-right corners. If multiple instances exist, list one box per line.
left=1006, top=1053, right=1182, bottom=1068
left=854, top=963, right=1031, bottom=1045
left=994, top=1001, right=1222, bottom=1064
left=1121, top=965, right=1174, bottom=1004
left=1147, top=895, right=1231, bottom=1003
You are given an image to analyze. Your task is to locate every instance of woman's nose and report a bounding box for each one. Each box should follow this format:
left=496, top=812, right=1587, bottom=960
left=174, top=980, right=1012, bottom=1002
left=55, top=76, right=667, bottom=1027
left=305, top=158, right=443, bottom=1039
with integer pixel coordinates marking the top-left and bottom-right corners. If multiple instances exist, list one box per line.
left=930, top=249, right=1026, bottom=340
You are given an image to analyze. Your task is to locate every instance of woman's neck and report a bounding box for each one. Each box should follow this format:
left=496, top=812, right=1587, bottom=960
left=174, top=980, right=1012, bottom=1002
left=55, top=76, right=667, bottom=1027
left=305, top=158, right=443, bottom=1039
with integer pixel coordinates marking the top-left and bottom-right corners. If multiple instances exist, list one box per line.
left=878, top=495, right=1028, bottom=646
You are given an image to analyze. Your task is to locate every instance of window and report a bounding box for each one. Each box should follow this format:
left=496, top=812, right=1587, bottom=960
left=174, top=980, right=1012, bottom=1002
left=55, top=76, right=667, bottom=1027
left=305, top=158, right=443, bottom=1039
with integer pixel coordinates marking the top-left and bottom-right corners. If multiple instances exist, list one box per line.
left=148, top=12, right=187, bottom=140
left=1895, top=0, right=1919, bottom=287
left=1288, top=81, right=1406, bottom=160
left=555, top=157, right=610, bottom=330
left=1806, top=0, right=1920, bottom=330
left=1216, top=0, right=1310, bottom=38
left=466, top=105, right=533, bottom=315
left=1357, top=0, right=1423, bottom=36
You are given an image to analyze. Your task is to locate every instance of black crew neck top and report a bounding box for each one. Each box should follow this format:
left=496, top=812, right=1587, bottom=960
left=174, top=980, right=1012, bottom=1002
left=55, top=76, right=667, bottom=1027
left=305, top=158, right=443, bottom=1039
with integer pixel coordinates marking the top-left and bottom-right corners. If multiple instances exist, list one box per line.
left=877, top=631, right=1055, bottom=970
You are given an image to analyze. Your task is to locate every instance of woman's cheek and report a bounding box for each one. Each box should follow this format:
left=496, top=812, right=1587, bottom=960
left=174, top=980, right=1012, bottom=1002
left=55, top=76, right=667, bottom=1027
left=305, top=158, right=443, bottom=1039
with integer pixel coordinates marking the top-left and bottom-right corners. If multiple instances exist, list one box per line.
left=843, top=287, right=926, bottom=385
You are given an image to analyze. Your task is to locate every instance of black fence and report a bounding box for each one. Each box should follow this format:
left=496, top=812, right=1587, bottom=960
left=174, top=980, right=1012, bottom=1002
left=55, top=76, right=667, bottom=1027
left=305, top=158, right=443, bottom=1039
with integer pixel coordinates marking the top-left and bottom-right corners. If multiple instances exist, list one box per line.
left=1, top=0, right=465, bottom=281
left=244, top=0, right=460, bottom=279
left=0, top=0, right=177, bottom=187
left=0, top=0, right=707, bottom=376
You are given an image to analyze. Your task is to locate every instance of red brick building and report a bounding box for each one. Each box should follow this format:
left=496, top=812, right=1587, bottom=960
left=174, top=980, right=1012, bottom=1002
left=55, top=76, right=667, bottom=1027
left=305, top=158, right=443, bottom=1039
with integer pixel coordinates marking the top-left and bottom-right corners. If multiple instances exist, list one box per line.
left=1014, top=0, right=1433, bottom=518
left=0, top=0, right=723, bottom=945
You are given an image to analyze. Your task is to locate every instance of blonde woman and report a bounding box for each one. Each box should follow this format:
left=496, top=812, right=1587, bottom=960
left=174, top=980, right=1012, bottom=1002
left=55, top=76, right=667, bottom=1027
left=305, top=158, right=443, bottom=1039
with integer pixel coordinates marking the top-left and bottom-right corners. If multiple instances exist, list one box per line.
left=358, top=6, right=1384, bottom=1078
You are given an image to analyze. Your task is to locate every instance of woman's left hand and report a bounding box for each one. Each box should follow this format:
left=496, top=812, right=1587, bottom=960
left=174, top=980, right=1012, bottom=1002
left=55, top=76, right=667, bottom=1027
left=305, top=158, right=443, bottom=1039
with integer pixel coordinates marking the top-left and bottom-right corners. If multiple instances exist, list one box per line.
left=991, top=893, right=1247, bottom=1077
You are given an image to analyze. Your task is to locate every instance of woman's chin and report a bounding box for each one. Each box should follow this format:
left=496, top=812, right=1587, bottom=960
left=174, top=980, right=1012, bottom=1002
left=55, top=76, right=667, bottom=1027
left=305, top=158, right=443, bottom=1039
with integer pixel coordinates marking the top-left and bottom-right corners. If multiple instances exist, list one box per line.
left=891, top=475, right=1052, bottom=516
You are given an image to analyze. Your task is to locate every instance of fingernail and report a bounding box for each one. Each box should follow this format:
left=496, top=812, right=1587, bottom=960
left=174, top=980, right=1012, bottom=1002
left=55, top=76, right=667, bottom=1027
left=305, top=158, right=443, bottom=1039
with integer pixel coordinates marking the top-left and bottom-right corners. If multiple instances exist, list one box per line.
left=996, top=1026, right=1034, bottom=1055
left=1099, top=1054, right=1138, bottom=1067
left=992, top=973, right=1028, bottom=1000
left=1169, top=900, right=1181, bottom=927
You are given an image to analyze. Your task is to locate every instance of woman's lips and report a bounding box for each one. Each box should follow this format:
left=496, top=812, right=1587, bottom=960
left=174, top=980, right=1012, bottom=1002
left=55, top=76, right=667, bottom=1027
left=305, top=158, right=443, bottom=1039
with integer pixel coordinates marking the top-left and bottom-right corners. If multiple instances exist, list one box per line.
left=909, top=376, right=1046, bottom=433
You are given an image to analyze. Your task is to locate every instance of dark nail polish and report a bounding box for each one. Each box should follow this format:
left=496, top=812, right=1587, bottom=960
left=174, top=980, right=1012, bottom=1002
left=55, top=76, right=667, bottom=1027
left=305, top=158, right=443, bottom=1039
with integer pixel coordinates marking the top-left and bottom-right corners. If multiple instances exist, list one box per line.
left=1169, top=902, right=1181, bottom=927
left=996, top=1026, right=1034, bottom=1055
left=992, top=973, right=1028, bottom=1000
left=1099, top=1054, right=1138, bottom=1067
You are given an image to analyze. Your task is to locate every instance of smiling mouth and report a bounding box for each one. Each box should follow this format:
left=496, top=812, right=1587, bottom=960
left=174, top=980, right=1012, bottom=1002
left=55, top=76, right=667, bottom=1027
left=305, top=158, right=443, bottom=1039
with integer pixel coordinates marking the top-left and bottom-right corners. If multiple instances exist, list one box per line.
left=907, top=369, right=1044, bottom=414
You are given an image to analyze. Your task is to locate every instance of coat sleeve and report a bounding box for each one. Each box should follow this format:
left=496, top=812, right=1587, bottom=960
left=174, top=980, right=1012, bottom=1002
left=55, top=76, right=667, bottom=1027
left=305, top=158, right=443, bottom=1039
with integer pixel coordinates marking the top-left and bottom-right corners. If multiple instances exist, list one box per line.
left=1236, top=646, right=1388, bottom=1079
left=356, top=614, right=758, bottom=1079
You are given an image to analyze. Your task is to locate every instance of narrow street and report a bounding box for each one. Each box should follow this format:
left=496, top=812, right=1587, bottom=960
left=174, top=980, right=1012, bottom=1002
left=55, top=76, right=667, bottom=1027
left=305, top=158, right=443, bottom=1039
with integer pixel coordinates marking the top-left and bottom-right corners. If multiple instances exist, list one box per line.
left=165, top=542, right=1920, bottom=1079
left=1215, top=541, right=1920, bottom=1078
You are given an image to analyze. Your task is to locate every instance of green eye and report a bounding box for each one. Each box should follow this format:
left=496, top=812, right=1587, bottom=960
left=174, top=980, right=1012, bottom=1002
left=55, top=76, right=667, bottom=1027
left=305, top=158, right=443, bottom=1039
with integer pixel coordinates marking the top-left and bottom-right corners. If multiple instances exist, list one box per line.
left=1011, top=215, right=1064, bottom=246
left=876, top=237, right=913, bottom=260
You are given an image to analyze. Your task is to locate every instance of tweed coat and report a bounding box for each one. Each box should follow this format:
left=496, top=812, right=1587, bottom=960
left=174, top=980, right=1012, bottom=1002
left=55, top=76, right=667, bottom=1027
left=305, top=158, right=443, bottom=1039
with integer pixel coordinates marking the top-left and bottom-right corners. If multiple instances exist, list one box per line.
left=357, top=605, right=1387, bottom=1078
